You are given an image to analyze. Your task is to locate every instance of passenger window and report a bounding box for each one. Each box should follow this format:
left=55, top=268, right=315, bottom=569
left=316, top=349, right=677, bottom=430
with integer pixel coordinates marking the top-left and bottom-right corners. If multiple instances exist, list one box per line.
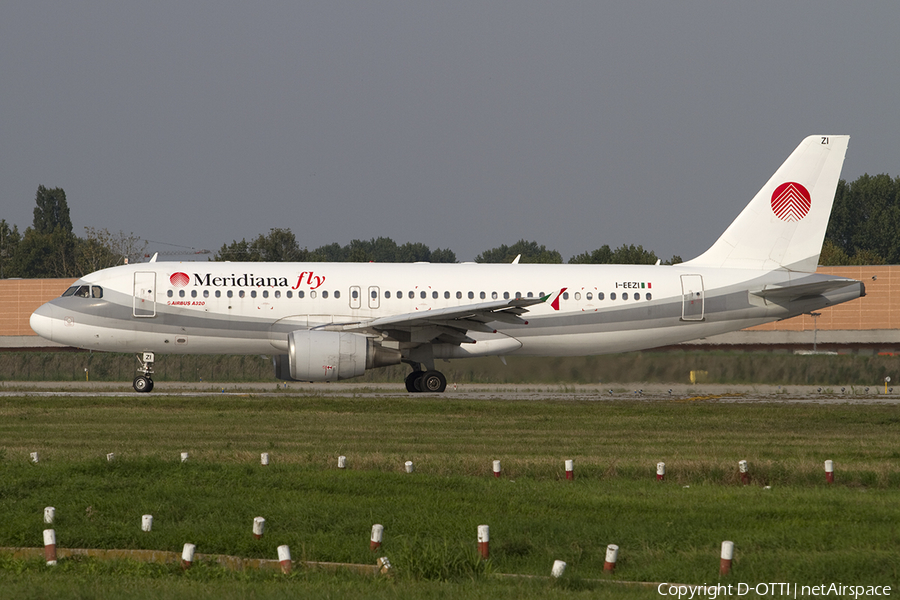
left=562, top=292, right=569, bottom=300
left=179, top=290, right=185, bottom=298
left=227, top=290, right=234, bottom=298
left=515, top=292, right=522, bottom=299
left=335, top=291, right=341, bottom=299
left=322, top=291, right=329, bottom=299
left=646, top=293, right=652, bottom=301
left=503, top=292, right=510, bottom=300
left=239, top=290, right=245, bottom=298
left=215, top=290, right=221, bottom=298
left=167, top=290, right=174, bottom=298
left=492, top=291, right=498, bottom=299
left=610, top=292, right=616, bottom=300
left=586, top=292, right=592, bottom=300
left=251, top=290, right=257, bottom=298
left=204, top=290, right=210, bottom=298
left=352, top=290, right=359, bottom=299
left=286, top=291, right=292, bottom=298
left=444, top=291, right=450, bottom=299
left=634, top=294, right=640, bottom=301
left=456, top=291, right=462, bottom=299
left=574, top=292, right=581, bottom=300
left=432, top=291, right=438, bottom=299
left=311, top=291, right=317, bottom=299
left=409, top=291, right=415, bottom=299
left=527, top=292, right=533, bottom=298
left=262, top=290, right=269, bottom=298
left=385, top=291, right=391, bottom=299
left=274, top=290, right=280, bottom=298
left=298, top=291, right=305, bottom=298
left=420, top=291, right=426, bottom=299
left=598, top=292, right=605, bottom=300
left=191, top=290, right=197, bottom=298
left=468, top=291, right=474, bottom=299
left=622, top=292, right=628, bottom=300
left=480, top=292, right=486, bottom=299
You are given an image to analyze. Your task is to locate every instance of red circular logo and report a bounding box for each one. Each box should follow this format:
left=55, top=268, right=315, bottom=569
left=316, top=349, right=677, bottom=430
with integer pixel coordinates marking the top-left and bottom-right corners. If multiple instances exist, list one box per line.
left=771, top=182, right=811, bottom=222
left=170, top=272, right=190, bottom=287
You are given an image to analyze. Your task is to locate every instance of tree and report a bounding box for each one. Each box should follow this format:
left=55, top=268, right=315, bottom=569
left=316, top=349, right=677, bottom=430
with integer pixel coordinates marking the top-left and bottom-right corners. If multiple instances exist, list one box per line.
left=214, top=228, right=308, bottom=262
left=77, top=227, right=147, bottom=273
left=0, top=219, right=22, bottom=278
left=569, top=244, right=659, bottom=265
left=475, top=240, right=563, bottom=264
left=32, top=185, right=73, bottom=235
left=825, top=174, right=900, bottom=264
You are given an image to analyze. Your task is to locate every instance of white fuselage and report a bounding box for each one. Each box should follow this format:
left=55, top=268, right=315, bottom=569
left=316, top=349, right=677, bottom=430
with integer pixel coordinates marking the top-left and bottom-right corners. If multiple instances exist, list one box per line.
left=29, top=260, right=862, bottom=359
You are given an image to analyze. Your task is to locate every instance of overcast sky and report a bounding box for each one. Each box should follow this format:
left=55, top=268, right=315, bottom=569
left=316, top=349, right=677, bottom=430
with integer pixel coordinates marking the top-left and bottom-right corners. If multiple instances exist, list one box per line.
left=2, top=2, right=898, bottom=263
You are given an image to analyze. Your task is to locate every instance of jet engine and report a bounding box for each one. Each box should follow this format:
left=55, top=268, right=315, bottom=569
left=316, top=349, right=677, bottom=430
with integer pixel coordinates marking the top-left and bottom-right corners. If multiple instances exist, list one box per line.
left=274, top=330, right=401, bottom=382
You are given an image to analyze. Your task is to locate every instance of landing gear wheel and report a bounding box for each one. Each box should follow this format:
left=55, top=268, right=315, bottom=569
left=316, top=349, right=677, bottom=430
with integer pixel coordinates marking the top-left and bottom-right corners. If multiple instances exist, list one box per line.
left=419, top=370, right=447, bottom=393
left=405, top=371, right=424, bottom=393
left=133, top=376, right=153, bottom=393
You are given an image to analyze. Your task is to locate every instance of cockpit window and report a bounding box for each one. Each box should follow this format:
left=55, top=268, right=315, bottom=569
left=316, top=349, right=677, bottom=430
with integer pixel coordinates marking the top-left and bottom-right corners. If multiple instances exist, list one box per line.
left=60, top=285, right=102, bottom=299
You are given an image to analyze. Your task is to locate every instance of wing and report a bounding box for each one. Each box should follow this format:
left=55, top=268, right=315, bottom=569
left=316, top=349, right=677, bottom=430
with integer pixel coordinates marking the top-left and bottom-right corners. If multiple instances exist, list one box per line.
left=324, top=294, right=550, bottom=345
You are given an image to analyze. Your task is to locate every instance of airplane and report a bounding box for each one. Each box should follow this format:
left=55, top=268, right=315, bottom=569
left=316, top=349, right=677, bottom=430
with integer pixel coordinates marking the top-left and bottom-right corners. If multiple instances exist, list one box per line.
left=31, top=135, right=864, bottom=393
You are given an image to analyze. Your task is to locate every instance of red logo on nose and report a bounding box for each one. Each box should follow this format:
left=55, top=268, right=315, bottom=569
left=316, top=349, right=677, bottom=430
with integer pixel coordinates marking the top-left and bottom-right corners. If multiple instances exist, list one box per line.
left=170, top=272, right=190, bottom=287
left=771, top=182, right=811, bottom=222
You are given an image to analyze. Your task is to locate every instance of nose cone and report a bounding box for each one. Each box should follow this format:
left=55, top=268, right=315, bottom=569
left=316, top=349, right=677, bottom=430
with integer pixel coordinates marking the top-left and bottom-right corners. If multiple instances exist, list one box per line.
left=30, top=303, right=55, bottom=341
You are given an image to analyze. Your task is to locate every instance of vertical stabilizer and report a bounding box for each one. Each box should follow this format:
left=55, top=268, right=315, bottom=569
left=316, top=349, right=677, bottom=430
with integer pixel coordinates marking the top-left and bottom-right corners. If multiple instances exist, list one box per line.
left=684, top=135, right=849, bottom=272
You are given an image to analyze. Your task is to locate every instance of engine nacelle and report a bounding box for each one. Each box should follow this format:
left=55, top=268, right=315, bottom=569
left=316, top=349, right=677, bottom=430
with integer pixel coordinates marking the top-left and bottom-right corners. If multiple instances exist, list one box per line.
left=279, top=330, right=401, bottom=382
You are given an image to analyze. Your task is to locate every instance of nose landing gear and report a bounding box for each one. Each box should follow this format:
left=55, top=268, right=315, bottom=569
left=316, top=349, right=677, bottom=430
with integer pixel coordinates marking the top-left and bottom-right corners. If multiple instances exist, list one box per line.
left=133, top=352, right=155, bottom=393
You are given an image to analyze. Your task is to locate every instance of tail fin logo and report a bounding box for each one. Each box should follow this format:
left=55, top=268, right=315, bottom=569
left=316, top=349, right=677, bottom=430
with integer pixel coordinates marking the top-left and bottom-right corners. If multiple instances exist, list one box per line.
left=771, top=182, right=811, bottom=222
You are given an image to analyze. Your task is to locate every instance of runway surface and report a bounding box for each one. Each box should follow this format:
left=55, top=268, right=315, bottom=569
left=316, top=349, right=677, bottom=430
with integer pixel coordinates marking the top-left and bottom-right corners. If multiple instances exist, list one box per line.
left=2, top=380, right=899, bottom=404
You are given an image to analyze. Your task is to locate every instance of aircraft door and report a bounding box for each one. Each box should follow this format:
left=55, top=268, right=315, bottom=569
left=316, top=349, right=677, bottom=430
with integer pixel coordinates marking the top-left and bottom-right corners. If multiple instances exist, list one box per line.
left=133, top=272, right=157, bottom=318
left=368, top=286, right=380, bottom=309
left=350, top=286, right=361, bottom=310
left=680, top=274, right=704, bottom=321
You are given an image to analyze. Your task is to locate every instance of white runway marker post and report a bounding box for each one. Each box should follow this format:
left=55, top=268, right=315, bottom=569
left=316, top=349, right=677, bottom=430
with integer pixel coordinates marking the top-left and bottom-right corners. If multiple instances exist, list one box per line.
left=604, top=544, right=619, bottom=572
left=565, top=459, right=574, bottom=480
left=404, top=460, right=414, bottom=473
left=180, top=452, right=189, bottom=463
left=44, top=507, right=55, bottom=525
left=477, top=525, right=490, bottom=559
left=260, top=453, right=269, bottom=466
left=370, top=524, right=384, bottom=551
left=551, top=560, right=566, bottom=578
left=492, top=460, right=502, bottom=478
left=141, top=514, right=153, bottom=532
left=338, top=455, right=347, bottom=469
left=720, top=540, right=734, bottom=575
left=43, top=529, right=57, bottom=566
left=30, top=452, right=39, bottom=464
left=739, top=460, right=750, bottom=485
left=106, top=452, right=115, bottom=462
left=657, top=462, right=666, bottom=481
left=181, top=543, right=195, bottom=570
left=825, top=459, right=835, bottom=484
left=277, top=545, right=292, bottom=574
left=253, top=517, right=266, bottom=539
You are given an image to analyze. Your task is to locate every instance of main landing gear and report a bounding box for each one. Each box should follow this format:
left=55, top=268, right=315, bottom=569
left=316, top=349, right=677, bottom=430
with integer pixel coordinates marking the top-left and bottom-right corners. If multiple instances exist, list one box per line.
left=133, top=352, right=155, bottom=393
left=405, top=368, right=447, bottom=393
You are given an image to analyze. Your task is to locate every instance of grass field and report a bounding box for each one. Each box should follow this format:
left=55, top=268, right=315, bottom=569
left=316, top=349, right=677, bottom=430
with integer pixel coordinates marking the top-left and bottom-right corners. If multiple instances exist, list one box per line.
left=1, top=393, right=899, bottom=598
